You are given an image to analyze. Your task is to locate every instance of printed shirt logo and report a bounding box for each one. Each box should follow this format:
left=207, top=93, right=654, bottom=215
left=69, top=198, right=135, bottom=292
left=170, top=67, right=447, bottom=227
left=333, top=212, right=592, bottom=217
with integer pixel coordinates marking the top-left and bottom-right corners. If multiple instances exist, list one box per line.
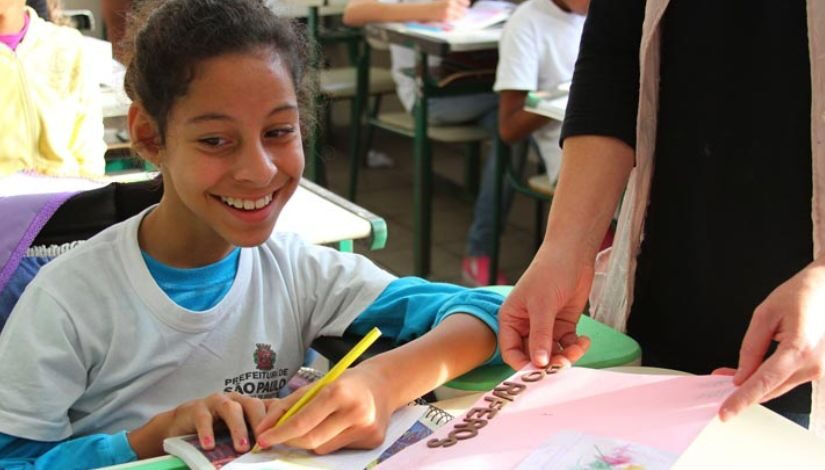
left=253, top=343, right=275, bottom=371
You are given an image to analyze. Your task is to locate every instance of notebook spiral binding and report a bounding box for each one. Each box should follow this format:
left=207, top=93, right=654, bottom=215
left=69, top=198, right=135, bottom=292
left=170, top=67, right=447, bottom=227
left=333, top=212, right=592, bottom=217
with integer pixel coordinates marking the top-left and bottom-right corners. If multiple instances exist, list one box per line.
left=423, top=405, right=453, bottom=426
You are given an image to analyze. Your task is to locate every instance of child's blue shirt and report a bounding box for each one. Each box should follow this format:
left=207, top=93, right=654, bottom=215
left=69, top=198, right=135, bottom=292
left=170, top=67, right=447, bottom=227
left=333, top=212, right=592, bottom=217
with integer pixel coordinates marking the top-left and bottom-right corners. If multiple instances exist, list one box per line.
left=140, top=248, right=240, bottom=311
left=0, top=276, right=503, bottom=469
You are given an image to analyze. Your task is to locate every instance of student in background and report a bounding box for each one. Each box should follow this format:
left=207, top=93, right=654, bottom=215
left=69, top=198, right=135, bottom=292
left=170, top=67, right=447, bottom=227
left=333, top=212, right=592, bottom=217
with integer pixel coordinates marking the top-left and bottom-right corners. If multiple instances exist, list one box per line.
left=0, top=0, right=106, bottom=178
left=0, top=0, right=503, bottom=467
left=343, top=0, right=499, bottom=164
left=461, top=0, right=588, bottom=286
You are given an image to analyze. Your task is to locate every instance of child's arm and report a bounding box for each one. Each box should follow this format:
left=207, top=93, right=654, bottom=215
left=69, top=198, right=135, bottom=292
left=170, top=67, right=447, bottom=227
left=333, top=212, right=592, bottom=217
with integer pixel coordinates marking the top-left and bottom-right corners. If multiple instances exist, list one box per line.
left=498, top=90, right=552, bottom=143
left=254, top=278, right=502, bottom=454
left=342, top=0, right=469, bottom=26
left=0, top=431, right=136, bottom=468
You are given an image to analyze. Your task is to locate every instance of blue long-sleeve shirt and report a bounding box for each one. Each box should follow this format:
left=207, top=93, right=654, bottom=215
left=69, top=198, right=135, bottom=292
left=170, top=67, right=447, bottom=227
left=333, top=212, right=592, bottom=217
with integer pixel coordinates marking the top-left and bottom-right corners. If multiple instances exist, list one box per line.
left=0, top=277, right=502, bottom=469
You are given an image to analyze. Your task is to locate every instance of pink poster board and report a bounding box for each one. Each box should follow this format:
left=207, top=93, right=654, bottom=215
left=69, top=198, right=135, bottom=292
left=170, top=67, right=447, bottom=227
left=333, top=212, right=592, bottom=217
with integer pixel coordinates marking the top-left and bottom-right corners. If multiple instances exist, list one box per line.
left=380, top=367, right=736, bottom=469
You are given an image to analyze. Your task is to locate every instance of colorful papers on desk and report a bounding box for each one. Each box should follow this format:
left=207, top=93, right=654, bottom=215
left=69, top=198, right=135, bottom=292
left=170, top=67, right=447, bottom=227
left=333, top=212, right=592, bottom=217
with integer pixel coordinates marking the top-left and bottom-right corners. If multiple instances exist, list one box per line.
left=405, top=0, right=514, bottom=33
left=379, top=367, right=736, bottom=469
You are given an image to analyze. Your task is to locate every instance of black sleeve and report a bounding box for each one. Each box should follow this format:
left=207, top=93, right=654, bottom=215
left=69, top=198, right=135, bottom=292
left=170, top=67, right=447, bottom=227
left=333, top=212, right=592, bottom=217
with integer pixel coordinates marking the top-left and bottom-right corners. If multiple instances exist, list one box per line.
left=26, top=0, right=51, bottom=21
left=560, top=0, right=646, bottom=149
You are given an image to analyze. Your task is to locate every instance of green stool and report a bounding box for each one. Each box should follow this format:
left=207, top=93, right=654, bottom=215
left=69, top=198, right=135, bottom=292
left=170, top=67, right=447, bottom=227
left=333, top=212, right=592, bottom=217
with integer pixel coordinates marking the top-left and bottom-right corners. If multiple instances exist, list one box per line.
left=440, top=286, right=641, bottom=396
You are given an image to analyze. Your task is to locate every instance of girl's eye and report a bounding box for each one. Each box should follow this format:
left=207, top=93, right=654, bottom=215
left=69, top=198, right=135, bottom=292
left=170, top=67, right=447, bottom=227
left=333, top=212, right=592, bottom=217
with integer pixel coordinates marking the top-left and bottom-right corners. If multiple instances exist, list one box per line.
left=199, top=136, right=228, bottom=147
left=266, top=127, right=295, bottom=139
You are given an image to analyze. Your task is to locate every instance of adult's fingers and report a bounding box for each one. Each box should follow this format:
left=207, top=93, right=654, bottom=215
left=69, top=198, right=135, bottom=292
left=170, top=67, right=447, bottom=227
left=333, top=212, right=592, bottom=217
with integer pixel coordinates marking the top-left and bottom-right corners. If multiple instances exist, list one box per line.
left=733, top=304, right=776, bottom=385
left=500, top=322, right=530, bottom=369
left=528, top=310, right=558, bottom=367
left=719, top=346, right=796, bottom=421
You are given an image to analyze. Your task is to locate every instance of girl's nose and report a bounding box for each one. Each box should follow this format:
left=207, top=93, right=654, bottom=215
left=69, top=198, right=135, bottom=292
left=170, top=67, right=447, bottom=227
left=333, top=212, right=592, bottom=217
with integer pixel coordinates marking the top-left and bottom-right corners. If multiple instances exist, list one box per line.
left=234, top=141, right=277, bottom=184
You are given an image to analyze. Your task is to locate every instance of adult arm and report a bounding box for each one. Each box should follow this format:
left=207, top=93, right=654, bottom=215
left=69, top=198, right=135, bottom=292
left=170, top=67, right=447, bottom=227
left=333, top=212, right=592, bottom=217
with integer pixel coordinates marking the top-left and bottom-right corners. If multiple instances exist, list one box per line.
left=342, top=0, right=468, bottom=26
left=497, top=0, right=646, bottom=369
left=719, top=255, right=825, bottom=421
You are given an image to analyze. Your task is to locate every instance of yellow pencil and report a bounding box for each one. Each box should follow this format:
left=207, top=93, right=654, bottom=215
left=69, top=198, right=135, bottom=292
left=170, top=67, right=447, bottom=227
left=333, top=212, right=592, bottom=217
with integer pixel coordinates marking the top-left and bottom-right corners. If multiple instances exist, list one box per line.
left=251, top=327, right=383, bottom=453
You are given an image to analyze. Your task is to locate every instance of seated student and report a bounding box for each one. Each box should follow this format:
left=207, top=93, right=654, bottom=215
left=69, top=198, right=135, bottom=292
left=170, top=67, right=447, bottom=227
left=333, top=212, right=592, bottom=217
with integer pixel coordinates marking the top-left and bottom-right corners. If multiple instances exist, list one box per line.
left=461, top=0, right=588, bottom=285
left=0, top=0, right=503, bottom=467
left=0, top=0, right=106, bottom=178
left=342, top=0, right=498, bottom=159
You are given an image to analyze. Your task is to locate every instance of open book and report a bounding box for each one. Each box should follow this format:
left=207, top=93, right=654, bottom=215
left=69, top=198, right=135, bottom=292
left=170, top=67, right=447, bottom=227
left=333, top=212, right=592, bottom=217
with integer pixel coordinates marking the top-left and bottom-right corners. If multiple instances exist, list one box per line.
left=163, top=403, right=454, bottom=469
left=405, top=0, right=515, bottom=33
left=378, top=367, right=737, bottom=469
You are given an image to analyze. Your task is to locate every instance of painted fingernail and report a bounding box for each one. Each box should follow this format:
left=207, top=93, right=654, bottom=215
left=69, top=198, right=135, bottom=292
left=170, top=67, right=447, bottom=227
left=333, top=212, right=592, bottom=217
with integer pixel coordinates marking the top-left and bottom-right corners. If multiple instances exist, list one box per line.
left=239, top=438, right=249, bottom=448
left=202, top=436, right=213, bottom=447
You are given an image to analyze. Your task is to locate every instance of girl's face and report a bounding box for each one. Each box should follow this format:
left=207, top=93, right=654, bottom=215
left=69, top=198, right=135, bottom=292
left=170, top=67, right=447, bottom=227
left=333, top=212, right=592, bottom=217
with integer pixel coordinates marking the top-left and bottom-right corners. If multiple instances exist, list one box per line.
left=140, top=49, right=303, bottom=264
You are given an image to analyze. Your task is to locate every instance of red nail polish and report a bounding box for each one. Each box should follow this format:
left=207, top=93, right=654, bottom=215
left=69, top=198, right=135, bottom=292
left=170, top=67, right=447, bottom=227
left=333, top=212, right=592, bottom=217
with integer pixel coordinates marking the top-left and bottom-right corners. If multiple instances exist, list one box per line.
left=202, top=436, right=213, bottom=447
left=239, top=438, right=249, bottom=448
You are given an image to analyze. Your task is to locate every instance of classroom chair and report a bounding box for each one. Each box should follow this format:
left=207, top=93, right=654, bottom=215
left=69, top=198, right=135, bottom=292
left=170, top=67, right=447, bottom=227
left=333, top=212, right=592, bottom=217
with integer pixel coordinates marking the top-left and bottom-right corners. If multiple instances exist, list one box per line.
left=0, top=179, right=162, bottom=330
left=357, top=34, right=495, bottom=277
left=302, top=7, right=396, bottom=188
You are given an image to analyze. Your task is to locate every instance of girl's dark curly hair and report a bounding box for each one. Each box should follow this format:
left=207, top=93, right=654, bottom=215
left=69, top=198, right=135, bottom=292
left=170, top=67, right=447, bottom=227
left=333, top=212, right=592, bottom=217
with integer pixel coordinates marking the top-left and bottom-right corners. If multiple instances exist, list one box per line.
left=122, top=0, right=317, bottom=142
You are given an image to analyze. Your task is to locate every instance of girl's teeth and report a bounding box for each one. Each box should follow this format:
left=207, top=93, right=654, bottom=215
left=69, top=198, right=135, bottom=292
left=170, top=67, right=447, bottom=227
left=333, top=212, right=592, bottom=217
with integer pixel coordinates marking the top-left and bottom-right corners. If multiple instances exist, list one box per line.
left=220, top=194, right=273, bottom=211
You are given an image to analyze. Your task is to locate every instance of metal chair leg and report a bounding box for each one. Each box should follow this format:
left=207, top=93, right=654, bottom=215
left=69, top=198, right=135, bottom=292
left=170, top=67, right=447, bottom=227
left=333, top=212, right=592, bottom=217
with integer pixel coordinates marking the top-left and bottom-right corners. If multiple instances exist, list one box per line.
left=413, top=94, right=432, bottom=278
left=464, top=142, right=481, bottom=198
left=489, top=136, right=508, bottom=285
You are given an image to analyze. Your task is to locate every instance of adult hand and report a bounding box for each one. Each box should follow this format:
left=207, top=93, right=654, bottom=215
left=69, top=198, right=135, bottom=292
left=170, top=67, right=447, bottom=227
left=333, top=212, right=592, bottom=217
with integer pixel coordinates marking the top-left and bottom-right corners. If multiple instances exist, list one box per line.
left=128, top=392, right=268, bottom=458
left=430, top=0, right=469, bottom=23
left=499, top=244, right=593, bottom=370
left=254, top=367, right=393, bottom=454
left=719, top=256, right=825, bottom=421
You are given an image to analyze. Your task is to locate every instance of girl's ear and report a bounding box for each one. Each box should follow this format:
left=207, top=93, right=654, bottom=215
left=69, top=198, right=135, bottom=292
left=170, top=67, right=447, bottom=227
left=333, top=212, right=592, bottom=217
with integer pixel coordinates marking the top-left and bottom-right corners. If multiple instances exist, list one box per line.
left=127, top=103, right=163, bottom=166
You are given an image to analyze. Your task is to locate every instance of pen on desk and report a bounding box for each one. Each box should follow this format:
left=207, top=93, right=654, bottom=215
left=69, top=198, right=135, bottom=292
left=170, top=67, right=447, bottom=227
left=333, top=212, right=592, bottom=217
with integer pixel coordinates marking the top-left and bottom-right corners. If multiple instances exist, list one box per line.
left=251, top=327, right=383, bottom=453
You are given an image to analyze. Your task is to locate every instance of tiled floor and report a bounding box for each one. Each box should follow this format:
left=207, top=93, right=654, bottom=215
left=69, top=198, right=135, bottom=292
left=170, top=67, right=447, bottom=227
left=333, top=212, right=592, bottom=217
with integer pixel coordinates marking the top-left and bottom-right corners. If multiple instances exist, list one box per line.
left=317, top=113, right=547, bottom=286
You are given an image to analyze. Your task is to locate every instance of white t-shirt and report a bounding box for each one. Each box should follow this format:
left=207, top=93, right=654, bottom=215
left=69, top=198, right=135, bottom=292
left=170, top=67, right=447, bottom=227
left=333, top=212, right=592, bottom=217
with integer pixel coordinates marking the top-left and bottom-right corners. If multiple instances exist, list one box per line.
left=494, top=0, right=585, bottom=182
left=0, top=209, right=394, bottom=440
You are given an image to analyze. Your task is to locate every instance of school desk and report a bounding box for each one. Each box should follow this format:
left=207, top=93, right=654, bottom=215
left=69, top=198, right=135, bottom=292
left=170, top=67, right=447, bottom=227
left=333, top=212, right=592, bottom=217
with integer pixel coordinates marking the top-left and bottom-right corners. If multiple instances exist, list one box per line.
left=282, top=179, right=387, bottom=251
left=523, top=89, right=569, bottom=121
left=364, top=23, right=502, bottom=278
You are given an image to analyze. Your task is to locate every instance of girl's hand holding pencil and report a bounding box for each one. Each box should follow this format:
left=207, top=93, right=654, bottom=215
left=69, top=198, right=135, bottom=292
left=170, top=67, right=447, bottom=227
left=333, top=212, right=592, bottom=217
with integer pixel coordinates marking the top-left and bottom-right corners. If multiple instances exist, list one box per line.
left=253, top=327, right=389, bottom=454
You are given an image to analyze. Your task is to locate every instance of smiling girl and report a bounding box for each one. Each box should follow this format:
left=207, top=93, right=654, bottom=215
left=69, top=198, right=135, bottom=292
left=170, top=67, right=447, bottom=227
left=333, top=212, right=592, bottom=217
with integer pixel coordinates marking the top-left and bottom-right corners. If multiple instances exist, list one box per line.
left=0, top=0, right=504, bottom=467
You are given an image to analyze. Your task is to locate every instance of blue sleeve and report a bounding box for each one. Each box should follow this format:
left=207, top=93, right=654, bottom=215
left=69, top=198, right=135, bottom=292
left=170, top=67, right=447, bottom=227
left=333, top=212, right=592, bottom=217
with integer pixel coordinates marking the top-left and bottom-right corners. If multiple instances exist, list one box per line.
left=0, top=431, right=136, bottom=469
left=346, top=277, right=504, bottom=365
